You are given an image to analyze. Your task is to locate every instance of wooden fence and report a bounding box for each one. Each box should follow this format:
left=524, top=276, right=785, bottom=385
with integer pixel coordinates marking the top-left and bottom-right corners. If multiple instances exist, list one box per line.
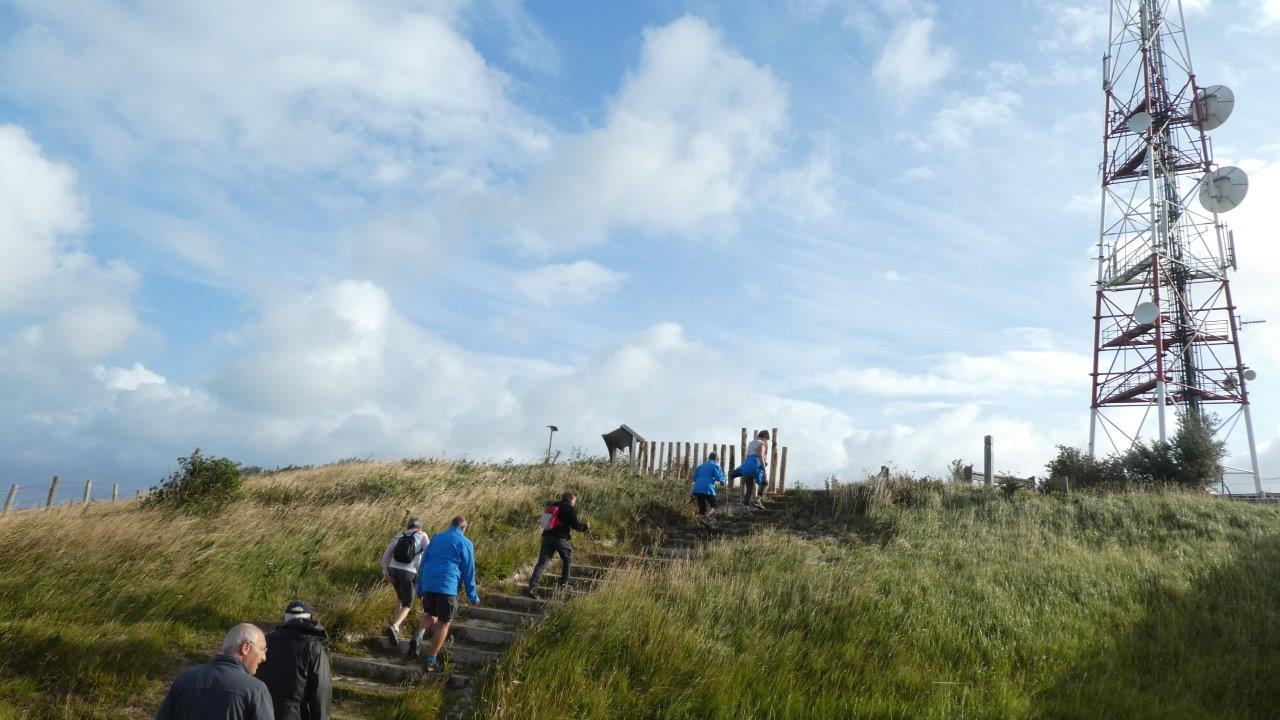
left=2, top=476, right=138, bottom=514
left=630, top=426, right=790, bottom=493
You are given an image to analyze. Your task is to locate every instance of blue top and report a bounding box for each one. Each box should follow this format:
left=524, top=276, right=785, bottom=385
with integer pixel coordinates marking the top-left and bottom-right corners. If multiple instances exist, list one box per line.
left=416, top=526, right=479, bottom=603
left=691, top=460, right=727, bottom=496
left=155, top=654, right=275, bottom=720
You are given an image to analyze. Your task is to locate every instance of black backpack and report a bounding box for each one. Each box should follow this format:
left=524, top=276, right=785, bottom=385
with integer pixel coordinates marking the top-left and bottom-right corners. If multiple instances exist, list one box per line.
left=392, top=531, right=420, bottom=564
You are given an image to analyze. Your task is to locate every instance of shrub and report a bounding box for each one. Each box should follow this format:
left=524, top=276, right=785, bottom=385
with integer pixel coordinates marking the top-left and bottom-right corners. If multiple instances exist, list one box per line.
left=143, top=448, right=244, bottom=514
left=1046, top=445, right=1126, bottom=491
left=1047, top=412, right=1225, bottom=492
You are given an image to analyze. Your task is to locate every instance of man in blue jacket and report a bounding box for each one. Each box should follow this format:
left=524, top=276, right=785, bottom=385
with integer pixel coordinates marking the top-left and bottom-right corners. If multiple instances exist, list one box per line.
left=155, top=623, right=275, bottom=719
left=413, top=515, right=479, bottom=672
left=691, top=453, right=727, bottom=525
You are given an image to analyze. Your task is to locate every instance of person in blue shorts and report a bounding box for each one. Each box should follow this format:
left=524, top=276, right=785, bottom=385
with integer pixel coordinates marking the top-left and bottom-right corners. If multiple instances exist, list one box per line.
left=733, top=430, right=769, bottom=509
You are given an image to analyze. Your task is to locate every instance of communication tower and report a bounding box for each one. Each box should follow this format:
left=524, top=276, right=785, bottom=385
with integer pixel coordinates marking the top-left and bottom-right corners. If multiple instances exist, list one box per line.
left=1088, top=0, right=1262, bottom=491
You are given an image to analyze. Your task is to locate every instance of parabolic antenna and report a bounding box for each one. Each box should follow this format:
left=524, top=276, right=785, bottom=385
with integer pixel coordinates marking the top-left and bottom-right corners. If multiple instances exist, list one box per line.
left=1126, top=111, right=1152, bottom=134
left=1134, top=301, right=1160, bottom=325
left=1243, top=369, right=1258, bottom=382
left=1193, top=85, right=1235, bottom=131
left=1199, top=166, right=1249, bottom=213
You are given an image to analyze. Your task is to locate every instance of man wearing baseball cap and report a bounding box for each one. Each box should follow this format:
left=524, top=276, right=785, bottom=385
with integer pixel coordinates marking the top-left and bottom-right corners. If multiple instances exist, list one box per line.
left=256, top=600, right=332, bottom=720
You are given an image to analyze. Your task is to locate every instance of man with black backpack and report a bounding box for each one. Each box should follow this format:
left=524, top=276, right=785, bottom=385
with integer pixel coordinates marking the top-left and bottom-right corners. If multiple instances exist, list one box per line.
left=526, top=491, right=590, bottom=597
left=380, top=516, right=429, bottom=649
left=257, top=600, right=332, bottom=720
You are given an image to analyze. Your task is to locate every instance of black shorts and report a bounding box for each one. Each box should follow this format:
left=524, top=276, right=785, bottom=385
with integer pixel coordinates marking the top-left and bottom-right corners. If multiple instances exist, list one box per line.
left=693, top=493, right=717, bottom=514
left=422, top=591, right=458, bottom=622
left=389, top=568, right=416, bottom=608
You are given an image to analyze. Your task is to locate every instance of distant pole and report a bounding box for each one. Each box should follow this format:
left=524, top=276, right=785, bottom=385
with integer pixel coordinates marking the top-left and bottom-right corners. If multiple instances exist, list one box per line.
left=3, top=484, right=16, bottom=514
left=82, top=479, right=93, bottom=505
left=545, top=425, right=558, bottom=464
left=983, top=435, right=994, bottom=488
left=740, top=428, right=747, bottom=471
left=728, top=446, right=737, bottom=489
left=111, top=483, right=119, bottom=503
left=769, top=428, right=780, bottom=491
left=46, top=476, right=60, bottom=510
left=780, top=447, right=789, bottom=492
left=629, top=438, right=638, bottom=472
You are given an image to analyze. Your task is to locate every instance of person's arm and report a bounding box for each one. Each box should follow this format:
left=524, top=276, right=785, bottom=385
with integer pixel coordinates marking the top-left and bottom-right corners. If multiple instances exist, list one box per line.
left=252, top=683, right=276, bottom=720
left=715, top=464, right=727, bottom=484
left=307, top=647, right=332, bottom=720
left=154, top=685, right=176, bottom=720
left=462, top=543, right=479, bottom=604
left=564, top=504, right=588, bottom=533
left=380, top=538, right=395, bottom=577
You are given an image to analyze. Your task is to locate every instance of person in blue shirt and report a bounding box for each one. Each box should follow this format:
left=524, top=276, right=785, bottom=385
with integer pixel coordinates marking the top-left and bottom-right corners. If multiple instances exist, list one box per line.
left=413, top=516, right=479, bottom=672
left=691, top=453, right=728, bottom=525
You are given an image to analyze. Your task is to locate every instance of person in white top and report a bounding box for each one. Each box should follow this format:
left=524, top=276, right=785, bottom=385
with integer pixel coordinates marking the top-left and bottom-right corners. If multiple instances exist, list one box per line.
left=740, top=430, right=769, bottom=509
left=381, top=516, right=429, bottom=646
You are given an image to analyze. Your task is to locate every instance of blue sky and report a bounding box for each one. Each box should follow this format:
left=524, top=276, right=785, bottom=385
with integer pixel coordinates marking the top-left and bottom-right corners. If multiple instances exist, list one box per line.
left=2, top=0, right=1279, bottom=501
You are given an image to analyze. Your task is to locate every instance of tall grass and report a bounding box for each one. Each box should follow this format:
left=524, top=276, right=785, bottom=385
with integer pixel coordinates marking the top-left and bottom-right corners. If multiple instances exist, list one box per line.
left=0, top=459, right=684, bottom=719
left=477, top=486, right=1280, bottom=719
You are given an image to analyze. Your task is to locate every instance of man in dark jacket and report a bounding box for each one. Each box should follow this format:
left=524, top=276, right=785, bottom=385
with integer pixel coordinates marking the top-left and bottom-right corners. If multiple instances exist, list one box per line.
left=526, top=491, right=590, bottom=596
left=256, top=600, right=332, bottom=720
left=155, top=623, right=275, bottom=719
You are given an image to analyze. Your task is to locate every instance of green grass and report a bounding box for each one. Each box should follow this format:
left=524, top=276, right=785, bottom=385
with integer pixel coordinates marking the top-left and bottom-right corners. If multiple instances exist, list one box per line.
left=0, top=459, right=684, bottom=719
left=476, top=485, right=1280, bottom=720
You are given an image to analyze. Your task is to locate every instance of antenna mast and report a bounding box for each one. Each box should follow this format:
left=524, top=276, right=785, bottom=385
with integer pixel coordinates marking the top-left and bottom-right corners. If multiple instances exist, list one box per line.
left=1088, top=0, right=1262, bottom=491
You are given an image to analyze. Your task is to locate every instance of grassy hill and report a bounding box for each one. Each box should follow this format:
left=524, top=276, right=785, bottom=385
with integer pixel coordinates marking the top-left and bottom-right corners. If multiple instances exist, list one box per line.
left=2, top=462, right=1279, bottom=719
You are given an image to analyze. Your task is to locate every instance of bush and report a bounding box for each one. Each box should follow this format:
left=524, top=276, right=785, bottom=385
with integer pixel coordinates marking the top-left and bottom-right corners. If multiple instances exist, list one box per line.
left=1047, top=412, right=1225, bottom=493
left=143, top=449, right=244, bottom=514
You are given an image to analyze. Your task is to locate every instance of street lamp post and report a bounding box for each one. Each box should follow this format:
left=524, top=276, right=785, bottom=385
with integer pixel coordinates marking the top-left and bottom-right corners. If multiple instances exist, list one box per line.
left=545, top=425, right=558, bottom=464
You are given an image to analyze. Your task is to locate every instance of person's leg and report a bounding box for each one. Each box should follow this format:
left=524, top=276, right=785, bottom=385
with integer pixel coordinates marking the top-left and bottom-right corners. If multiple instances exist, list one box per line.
left=556, top=540, right=573, bottom=587
left=389, top=570, right=413, bottom=633
left=527, top=538, right=554, bottom=592
left=707, top=494, right=718, bottom=520
left=427, top=619, right=452, bottom=659
left=423, top=592, right=457, bottom=668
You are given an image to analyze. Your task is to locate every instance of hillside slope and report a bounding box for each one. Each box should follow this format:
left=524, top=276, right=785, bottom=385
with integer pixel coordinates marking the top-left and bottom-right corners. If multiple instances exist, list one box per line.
left=3, top=465, right=1279, bottom=719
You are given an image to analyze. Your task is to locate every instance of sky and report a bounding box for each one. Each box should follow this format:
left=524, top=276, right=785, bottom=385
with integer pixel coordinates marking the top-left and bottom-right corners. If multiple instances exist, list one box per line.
left=2, top=0, right=1279, bottom=502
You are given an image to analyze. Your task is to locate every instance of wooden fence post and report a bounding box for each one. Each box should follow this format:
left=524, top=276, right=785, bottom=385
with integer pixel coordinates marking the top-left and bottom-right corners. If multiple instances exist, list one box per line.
left=629, top=438, right=637, bottom=472
left=658, top=442, right=666, bottom=478
left=111, top=483, right=119, bottom=503
left=780, top=447, right=789, bottom=493
left=3, top=484, right=16, bottom=514
left=983, top=435, right=993, bottom=488
left=728, top=446, right=737, bottom=489
left=649, top=441, right=657, bottom=475
left=46, top=476, right=60, bottom=510
left=684, top=442, right=691, bottom=477
left=740, top=428, right=747, bottom=471
left=769, top=428, right=779, bottom=492
left=82, top=479, right=93, bottom=505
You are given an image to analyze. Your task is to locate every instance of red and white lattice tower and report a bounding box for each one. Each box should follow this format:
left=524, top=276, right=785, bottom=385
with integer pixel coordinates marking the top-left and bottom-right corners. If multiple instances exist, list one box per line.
left=1089, top=0, right=1262, bottom=491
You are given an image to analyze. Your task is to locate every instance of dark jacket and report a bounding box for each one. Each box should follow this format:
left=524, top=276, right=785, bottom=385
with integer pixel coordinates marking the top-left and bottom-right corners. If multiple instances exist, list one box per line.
left=155, top=654, right=275, bottom=720
left=542, top=499, right=588, bottom=541
left=255, top=619, right=332, bottom=720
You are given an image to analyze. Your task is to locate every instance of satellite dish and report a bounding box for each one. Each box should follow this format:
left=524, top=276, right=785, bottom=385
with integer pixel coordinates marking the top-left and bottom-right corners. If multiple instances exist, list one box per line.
left=1243, top=369, right=1258, bottom=382
left=1199, top=166, right=1249, bottom=213
left=1193, top=85, right=1235, bottom=131
left=1135, top=301, right=1160, bottom=325
left=1127, top=111, right=1152, bottom=134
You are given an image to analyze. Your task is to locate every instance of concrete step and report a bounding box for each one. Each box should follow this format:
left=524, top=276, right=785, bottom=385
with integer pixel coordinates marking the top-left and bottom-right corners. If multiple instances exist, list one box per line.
left=531, top=572, right=605, bottom=590
left=461, top=604, right=541, bottom=628
left=332, top=653, right=422, bottom=684
left=485, top=592, right=549, bottom=615
left=377, top=620, right=517, bottom=653
left=655, top=546, right=696, bottom=559
left=333, top=674, right=406, bottom=700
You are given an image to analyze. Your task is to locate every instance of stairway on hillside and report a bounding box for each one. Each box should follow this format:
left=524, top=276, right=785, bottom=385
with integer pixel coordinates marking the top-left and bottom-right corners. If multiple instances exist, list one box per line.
left=327, top=491, right=801, bottom=719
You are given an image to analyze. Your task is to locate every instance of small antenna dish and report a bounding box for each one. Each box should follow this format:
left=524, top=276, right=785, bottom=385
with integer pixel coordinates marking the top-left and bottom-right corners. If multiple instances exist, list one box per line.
left=1243, top=369, right=1258, bottom=382
left=1199, top=166, right=1249, bottom=213
left=1193, top=85, right=1235, bottom=131
left=1134, top=301, right=1160, bottom=325
left=1126, top=111, right=1152, bottom=134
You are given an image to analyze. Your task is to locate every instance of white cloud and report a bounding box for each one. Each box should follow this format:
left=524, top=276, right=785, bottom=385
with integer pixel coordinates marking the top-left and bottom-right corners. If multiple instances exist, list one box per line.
left=507, top=16, right=788, bottom=251
left=1039, top=2, right=1108, bottom=50
left=872, top=17, right=954, bottom=99
left=882, top=270, right=907, bottom=282
left=797, top=348, right=1090, bottom=398
left=930, top=89, right=1022, bottom=147
left=0, top=1, right=547, bottom=184
left=515, top=261, right=626, bottom=305
left=95, top=363, right=166, bottom=391
left=903, top=165, right=934, bottom=180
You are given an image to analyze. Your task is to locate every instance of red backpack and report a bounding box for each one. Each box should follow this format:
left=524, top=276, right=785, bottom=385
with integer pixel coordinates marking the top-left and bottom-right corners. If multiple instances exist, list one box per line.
left=538, top=503, right=562, bottom=531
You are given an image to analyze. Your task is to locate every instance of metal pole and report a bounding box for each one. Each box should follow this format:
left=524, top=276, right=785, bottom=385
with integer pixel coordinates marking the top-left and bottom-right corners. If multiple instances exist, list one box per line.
left=46, top=476, right=60, bottom=509
left=545, top=426, right=557, bottom=464
left=3, top=484, right=16, bottom=514
left=111, top=483, right=119, bottom=503
left=983, top=436, right=994, bottom=488
left=82, top=479, right=93, bottom=505
left=1243, top=404, right=1263, bottom=494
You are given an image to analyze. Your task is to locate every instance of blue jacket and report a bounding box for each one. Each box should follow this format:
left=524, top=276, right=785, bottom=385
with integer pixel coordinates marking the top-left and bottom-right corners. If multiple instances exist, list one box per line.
left=416, top=526, right=479, bottom=603
left=155, top=654, right=275, bottom=720
left=691, top=460, right=727, bottom=496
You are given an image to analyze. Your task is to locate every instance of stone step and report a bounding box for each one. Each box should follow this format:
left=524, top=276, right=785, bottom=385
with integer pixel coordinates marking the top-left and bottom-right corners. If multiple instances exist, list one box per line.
left=333, top=674, right=406, bottom=700
left=485, top=592, right=549, bottom=615
left=461, top=604, right=542, bottom=628
left=377, top=620, right=518, bottom=653
left=531, top=572, right=605, bottom=589
left=332, top=653, right=422, bottom=684
left=580, top=553, right=677, bottom=565
left=655, top=546, right=696, bottom=559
